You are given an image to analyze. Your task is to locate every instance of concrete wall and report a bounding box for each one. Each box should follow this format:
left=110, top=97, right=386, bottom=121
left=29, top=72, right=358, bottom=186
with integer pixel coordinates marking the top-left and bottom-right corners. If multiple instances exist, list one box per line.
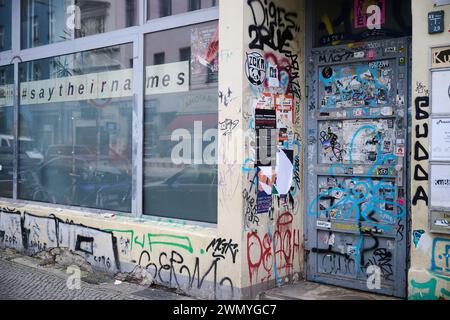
left=409, top=0, right=450, bottom=300
left=0, top=0, right=306, bottom=300
left=240, top=0, right=305, bottom=296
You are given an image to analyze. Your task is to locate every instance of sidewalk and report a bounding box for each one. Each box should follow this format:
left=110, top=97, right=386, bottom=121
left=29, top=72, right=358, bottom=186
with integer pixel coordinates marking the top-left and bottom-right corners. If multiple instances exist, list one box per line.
left=259, top=281, right=400, bottom=300
left=0, top=249, right=193, bottom=300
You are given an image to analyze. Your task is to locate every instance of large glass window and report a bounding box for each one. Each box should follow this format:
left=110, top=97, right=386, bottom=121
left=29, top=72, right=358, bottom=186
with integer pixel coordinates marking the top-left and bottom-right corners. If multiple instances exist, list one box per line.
left=0, top=0, right=12, bottom=51
left=148, top=0, right=218, bottom=20
left=0, top=64, right=14, bottom=198
left=144, top=20, right=219, bottom=223
left=21, top=0, right=138, bottom=49
left=18, top=43, right=134, bottom=212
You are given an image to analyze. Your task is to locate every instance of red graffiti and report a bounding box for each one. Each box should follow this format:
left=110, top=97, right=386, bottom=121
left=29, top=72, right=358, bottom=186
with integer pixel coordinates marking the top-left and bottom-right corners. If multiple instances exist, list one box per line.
left=246, top=212, right=300, bottom=285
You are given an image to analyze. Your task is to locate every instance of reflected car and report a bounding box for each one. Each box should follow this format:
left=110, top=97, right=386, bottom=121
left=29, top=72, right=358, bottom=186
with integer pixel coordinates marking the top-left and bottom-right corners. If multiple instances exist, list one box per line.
left=45, top=145, right=95, bottom=161
left=19, top=155, right=131, bottom=212
left=144, top=165, right=217, bottom=223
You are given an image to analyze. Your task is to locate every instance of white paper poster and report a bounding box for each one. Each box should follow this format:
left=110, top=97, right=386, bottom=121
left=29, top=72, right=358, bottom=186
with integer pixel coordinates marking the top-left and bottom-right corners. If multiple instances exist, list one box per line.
left=431, top=118, right=450, bottom=160
left=430, top=164, right=450, bottom=208
left=432, top=70, right=450, bottom=114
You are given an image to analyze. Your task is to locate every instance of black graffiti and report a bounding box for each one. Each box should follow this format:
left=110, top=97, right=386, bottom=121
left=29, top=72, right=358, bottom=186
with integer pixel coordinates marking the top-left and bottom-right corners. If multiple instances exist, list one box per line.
left=206, top=238, right=239, bottom=263
left=312, top=248, right=357, bottom=276
left=247, top=0, right=298, bottom=53
left=138, top=250, right=234, bottom=299
left=243, top=187, right=260, bottom=227
left=412, top=96, right=430, bottom=207
left=318, top=51, right=354, bottom=64
left=0, top=209, right=120, bottom=272
left=363, top=248, right=394, bottom=281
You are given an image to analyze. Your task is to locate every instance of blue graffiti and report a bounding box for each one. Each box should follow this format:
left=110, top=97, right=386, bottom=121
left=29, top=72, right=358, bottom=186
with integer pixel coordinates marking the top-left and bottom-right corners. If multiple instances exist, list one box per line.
left=309, top=122, right=404, bottom=232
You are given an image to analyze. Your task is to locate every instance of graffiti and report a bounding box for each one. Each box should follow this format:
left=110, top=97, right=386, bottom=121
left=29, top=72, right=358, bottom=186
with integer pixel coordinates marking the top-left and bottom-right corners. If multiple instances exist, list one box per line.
left=219, top=88, right=233, bottom=107
left=410, top=277, right=450, bottom=300
left=363, top=248, right=393, bottom=281
left=319, top=127, right=345, bottom=163
left=246, top=52, right=267, bottom=86
left=247, top=212, right=300, bottom=285
left=0, top=209, right=120, bottom=273
left=206, top=238, right=239, bottom=263
left=318, top=51, right=354, bottom=64
left=412, top=96, right=430, bottom=206
left=319, top=60, right=393, bottom=109
left=413, top=230, right=425, bottom=248
left=219, top=119, right=240, bottom=136
left=243, top=187, right=260, bottom=228
left=0, top=209, right=23, bottom=251
left=138, top=250, right=234, bottom=299
left=415, top=82, right=429, bottom=96
left=430, top=238, right=450, bottom=277
left=247, top=0, right=299, bottom=54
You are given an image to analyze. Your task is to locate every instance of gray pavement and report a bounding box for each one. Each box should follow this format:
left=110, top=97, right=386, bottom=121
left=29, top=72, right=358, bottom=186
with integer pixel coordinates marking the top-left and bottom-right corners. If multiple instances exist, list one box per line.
left=0, top=249, right=193, bottom=300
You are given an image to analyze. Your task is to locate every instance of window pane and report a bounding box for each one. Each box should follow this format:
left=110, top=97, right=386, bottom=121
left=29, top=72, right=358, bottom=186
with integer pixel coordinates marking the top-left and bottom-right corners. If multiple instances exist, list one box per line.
left=18, top=44, right=133, bottom=213
left=0, top=65, right=14, bottom=198
left=21, top=0, right=138, bottom=49
left=147, top=0, right=218, bottom=20
left=0, top=0, right=12, bottom=51
left=144, top=21, right=219, bottom=223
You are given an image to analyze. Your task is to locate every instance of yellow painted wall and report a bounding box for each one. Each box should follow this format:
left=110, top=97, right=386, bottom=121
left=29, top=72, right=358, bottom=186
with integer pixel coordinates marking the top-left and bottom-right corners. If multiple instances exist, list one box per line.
left=409, top=0, right=450, bottom=300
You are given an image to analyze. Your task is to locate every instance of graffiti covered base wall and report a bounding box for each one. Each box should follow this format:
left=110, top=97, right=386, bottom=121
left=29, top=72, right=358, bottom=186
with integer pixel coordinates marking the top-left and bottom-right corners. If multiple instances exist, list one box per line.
left=0, top=202, right=239, bottom=300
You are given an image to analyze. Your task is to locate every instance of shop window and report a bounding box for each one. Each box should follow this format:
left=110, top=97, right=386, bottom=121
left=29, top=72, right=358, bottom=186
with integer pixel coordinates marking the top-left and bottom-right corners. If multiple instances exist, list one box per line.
left=18, top=43, right=134, bottom=213
left=148, top=0, right=218, bottom=20
left=143, top=20, right=219, bottom=223
left=21, top=0, right=138, bottom=49
left=0, top=0, right=11, bottom=52
left=0, top=65, right=14, bottom=198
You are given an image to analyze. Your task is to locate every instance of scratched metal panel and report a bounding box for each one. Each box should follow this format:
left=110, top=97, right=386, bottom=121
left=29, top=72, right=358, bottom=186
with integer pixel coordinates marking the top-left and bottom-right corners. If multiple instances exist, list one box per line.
left=305, top=37, right=410, bottom=298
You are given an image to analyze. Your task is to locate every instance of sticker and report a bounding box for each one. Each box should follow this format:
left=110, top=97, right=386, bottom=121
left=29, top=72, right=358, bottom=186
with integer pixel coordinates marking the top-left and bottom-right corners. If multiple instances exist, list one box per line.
left=254, top=92, right=274, bottom=110
left=267, top=63, right=280, bottom=88
left=395, top=144, right=405, bottom=157
left=347, top=245, right=357, bottom=256
left=275, top=94, right=295, bottom=128
left=367, top=50, right=376, bottom=60
left=387, top=240, right=395, bottom=250
left=317, top=221, right=332, bottom=229
left=257, top=167, right=276, bottom=214
left=354, top=51, right=365, bottom=58
left=385, top=47, right=397, bottom=53
left=377, top=168, right=389, bottom=176
left=399, top=57, right=406, bottom=66
left=380, top=106, right=393, bottom=116
left=353, top=108, right=364, bottom=117
left=245, top=52, right=266, bottom=86
left=328, top=234, right=335, bottom=246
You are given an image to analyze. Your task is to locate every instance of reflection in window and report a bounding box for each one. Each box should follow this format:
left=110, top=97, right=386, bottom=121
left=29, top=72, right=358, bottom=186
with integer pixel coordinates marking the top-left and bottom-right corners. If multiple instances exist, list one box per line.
left=18, top=44, right=134, bottom=213
left=0, top=0, right=12, bottom=51
left=148, top=0, right=218, bottom=20
left=21, top=0, right=138, bottom=49
left=0, top=65, right=14, bottom=198
left=144, top=21, right=219, bottom=223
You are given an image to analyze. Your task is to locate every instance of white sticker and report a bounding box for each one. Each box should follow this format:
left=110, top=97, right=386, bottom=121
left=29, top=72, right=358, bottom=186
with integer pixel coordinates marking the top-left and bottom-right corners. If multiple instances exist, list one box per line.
left=354, top=51, right=365, bottom=58
left=317, top=221, right=331, bottom=229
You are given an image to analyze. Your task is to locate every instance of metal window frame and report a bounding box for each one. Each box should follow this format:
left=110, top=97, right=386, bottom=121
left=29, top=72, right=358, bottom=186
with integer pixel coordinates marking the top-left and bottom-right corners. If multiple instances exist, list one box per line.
left=0, top=0, right=219, bottom=226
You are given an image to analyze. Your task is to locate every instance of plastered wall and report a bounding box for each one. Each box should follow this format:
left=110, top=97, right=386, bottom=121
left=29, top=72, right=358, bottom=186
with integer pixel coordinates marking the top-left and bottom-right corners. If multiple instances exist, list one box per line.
left=409, top=0, right=450, bottom=300
left=0, top=0, right=306, bottom=301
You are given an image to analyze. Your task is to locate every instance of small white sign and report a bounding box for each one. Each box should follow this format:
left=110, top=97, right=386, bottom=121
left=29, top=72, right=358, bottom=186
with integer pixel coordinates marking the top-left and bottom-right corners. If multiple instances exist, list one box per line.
left=431, top=164, right=450, bottom=208
left=432, top=70, right=450, bottom=114
left=431, top=118, right=450, bottom=160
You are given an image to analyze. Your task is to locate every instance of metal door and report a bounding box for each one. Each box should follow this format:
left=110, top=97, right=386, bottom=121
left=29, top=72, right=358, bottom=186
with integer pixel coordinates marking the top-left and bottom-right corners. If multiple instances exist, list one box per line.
left=305, top=38, right=410, bottom=298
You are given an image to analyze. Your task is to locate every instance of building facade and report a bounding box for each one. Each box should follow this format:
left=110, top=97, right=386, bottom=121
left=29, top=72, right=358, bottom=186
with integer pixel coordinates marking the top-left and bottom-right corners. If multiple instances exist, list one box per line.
left=0, top=0, right=448, bottom=300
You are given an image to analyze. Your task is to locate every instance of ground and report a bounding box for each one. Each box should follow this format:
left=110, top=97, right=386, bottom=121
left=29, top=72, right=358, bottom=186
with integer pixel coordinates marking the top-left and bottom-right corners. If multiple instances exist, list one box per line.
left=0, top=248, right=193, bottom=300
